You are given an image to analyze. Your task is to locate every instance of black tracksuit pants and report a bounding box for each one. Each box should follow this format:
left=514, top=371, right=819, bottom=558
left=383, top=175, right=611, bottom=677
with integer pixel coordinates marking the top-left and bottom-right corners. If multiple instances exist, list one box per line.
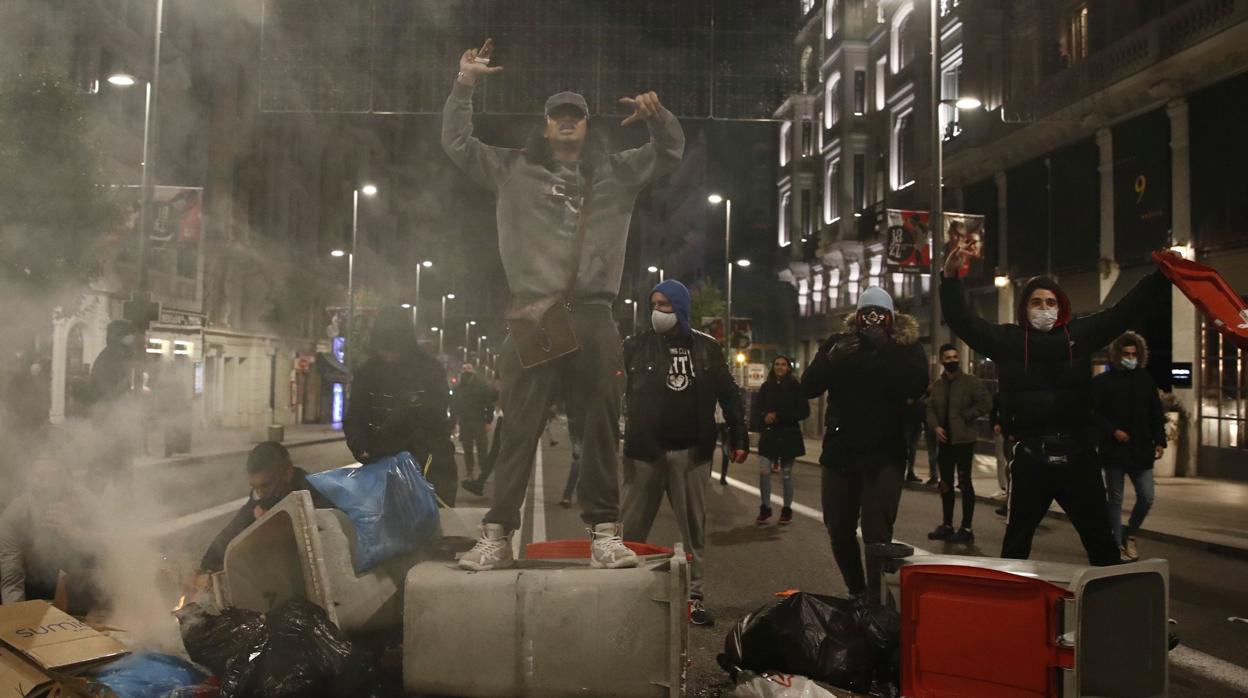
left=938, top=442, right=976, bottom=529
left=1002, top=444, right=1121, bottom=566
left=821, top=462, right=905, bottom=604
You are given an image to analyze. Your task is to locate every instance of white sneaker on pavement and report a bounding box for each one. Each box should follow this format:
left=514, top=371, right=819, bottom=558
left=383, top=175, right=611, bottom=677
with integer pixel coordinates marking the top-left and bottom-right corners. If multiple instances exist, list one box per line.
left=589, top=522, right=639, bottom=569
left=458, top=523, right=514, bottom=571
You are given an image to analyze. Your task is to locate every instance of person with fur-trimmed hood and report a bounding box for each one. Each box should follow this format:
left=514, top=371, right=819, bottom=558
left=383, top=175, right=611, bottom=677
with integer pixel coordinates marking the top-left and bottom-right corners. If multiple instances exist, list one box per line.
left=941, top=247, right=1170, bottom=566
left=1094, top=332, right=1166, bottom=562
left=801, top=287, right=928, bottom=604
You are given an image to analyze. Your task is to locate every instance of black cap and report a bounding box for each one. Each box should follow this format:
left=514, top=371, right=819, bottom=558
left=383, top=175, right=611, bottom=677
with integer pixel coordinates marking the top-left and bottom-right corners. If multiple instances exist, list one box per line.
left=545, top=91, right=589, bottom=116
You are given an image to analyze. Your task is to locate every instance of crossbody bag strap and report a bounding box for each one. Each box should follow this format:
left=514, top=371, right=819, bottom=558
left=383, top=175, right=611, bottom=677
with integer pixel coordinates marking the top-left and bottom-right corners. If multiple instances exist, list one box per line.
left=564, top=171, right=595, bottom=299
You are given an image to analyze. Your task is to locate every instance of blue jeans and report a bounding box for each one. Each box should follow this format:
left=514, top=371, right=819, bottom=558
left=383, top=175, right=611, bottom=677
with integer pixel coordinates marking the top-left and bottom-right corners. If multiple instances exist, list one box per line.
left=1105, top=465, right=1155, bottom=546
left=760, top=458, right=795, bottom=510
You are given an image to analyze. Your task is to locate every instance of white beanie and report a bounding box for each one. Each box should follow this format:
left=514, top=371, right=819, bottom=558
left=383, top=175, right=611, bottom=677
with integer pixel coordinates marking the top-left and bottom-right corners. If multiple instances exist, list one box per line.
left=857, top=286, right=895, bottom=313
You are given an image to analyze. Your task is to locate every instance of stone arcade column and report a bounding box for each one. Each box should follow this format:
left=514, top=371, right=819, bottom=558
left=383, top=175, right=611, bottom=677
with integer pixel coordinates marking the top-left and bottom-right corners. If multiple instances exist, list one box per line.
left=1167, top=97, right=1200, bottom=477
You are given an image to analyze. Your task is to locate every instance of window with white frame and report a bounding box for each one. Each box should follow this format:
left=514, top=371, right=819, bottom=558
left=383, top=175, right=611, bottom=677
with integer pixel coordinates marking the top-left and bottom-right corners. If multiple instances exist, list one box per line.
left=779, top=187, right=793, bottom=247
left=1065, top=3, right=1089, bottom=66
left=891, top=2, right=916, bottom=73
left=812, top=271, right=825, bottom=315
left=824, top=156, right=841, bottom=224
left=824, top=73, right=841, bottom=129
left=939, top=52, right=964, bottom=140
left=779, top=121, right=793, bottom=166
left=853, top=70, right=866, bottom=115
left=875, top=56, right=887, bottom=111
left=891, top=105, right=916, bottom=190
left=825, top=0, right=839, bottom=39
left=798, top=277, right=810, bottom=317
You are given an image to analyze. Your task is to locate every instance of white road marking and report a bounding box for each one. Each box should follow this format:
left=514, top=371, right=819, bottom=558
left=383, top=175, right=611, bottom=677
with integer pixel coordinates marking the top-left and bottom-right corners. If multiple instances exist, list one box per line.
left=151, top=497, right=247, bottom=537
left=532, top=441, right=547, bottom=547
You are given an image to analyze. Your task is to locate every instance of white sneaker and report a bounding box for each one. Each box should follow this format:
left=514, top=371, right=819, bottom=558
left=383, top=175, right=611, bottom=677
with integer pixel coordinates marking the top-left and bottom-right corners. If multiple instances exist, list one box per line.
left=589, top=522, right=638, bottom=569
left=1123, top=536, right=1140, bottom=561
left=990, top=490, right=1008, bottom=500
left=458, top=523, right=514, bottom=571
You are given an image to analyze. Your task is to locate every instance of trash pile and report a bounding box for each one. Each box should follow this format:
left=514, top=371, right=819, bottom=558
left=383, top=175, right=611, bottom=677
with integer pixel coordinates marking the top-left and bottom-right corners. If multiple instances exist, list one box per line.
left=719, top=592, right=901, bottom=698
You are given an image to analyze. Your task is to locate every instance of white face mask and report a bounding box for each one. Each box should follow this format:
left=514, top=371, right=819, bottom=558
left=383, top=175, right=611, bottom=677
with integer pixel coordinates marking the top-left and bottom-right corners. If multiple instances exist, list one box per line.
left=1121, top=357, right=1139, bottom=370
left=651, top=310, right=678, bottom=334
left=1028, top=307, right=1058, bottom=332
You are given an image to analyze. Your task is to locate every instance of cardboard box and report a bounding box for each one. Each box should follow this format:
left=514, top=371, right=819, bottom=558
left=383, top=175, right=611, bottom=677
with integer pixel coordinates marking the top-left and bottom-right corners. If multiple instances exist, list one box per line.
left=0, top=600, right=129, bottom=697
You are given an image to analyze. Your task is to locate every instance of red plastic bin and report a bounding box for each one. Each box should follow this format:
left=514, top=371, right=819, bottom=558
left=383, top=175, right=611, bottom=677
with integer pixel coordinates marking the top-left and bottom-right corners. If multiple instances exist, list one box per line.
left=525, top=539, right=692, bottom=560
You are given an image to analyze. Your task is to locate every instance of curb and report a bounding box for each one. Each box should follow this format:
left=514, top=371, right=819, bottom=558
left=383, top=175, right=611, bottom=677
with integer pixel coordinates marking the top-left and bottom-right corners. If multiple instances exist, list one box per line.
left=136, top=435, right=346, bottom=469
left=790, top=453, right=1248, bottom=562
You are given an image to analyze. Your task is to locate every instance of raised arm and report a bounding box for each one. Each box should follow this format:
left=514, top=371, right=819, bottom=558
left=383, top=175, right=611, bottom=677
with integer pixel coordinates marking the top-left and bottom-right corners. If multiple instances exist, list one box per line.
left=610, top=92, right=685, bottom=187
left=1070, top=269, right=1170, bottom=352
left=441, top=40, right=517, bottom=190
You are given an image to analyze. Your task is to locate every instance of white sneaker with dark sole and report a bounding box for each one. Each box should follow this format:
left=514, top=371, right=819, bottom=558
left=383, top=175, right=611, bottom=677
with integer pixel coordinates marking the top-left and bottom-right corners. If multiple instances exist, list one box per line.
left=458, top=523, right=515, bottom=571
left=589, top=522, right=639, bottom=569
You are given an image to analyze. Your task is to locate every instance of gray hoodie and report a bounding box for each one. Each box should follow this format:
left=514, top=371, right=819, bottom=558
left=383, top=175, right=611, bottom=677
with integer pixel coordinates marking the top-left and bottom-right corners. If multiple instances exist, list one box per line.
left=442, top=82, right=685, bottom=305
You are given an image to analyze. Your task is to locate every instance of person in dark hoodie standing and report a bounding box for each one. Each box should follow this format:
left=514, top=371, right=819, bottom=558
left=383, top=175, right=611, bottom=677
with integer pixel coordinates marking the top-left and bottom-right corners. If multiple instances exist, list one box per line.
left=925, top=343, right=992, bottom=545
left=86, top=319, right=139, bottom=478
left=444, top=39, right=684, bottom=571
left=621, top=279, right=748, bottom=626
left=940, top=248, right=1171, bottom=565
left=451, top=362, right=496, bottom=483
left=1094, top=331, right=1166, bottom=562
left=752, top=355, right=809, bottom=525
left=344, top=307, right=458, bottom=506
left=801, top=287, right=928, bottom=604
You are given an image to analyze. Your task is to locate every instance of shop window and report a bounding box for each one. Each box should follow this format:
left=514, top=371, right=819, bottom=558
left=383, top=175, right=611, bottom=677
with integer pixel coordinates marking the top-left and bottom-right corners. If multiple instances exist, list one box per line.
left=1201, top=322, right=1247, bottom=450
left=798, top=278, right=811, bottom=317
left=812, top=272, right=825, bottom=315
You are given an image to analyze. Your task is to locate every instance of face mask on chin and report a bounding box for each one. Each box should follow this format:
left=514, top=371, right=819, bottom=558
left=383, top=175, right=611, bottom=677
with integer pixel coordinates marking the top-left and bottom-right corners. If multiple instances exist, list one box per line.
left=1028, top=307, right=1059, bottom=332
left=1121, top=357, right=1139, bottom=370
left=651, top=310, right=678, bottom=334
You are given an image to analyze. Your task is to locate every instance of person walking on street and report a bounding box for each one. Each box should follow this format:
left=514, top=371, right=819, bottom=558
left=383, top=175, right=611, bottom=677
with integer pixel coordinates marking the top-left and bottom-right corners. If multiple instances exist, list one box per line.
left=621, top=279, right=749, bottom=626
left=801, top=287, right=928, bottom=604
left=752, top=355, right=809, bottom=525
left=444, top=38, right=685, bottom=571
left=452, top=362, right=496, bottom=482
left=344, top=307, right=459, bottom=506
left=940, top=247, right=1171, bottom=565
left=1094, top=331, right=1166, bottom=562
left=926, top=343, right=992, bottom=545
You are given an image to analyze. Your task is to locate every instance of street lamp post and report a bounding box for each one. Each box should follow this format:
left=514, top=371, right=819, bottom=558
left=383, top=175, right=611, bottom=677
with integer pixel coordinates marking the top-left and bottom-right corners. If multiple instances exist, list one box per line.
left=624, top=298, right=637, bottom=334
left=413, top=259, right=432, bottom=330
left=464, top=320, right=476, bottom=361
left=709, top=194, right=732, bottom=347
left=440, top=293, right=455, bottom=356
left=344, top=184, right=378, bottom=370
left=647, top=265, right=665, bottom=282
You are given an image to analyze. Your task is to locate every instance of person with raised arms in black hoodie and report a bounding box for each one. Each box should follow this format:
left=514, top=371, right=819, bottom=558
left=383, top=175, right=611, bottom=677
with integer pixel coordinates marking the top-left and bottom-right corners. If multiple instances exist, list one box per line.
left=940, top=247, right=1171, bottom=565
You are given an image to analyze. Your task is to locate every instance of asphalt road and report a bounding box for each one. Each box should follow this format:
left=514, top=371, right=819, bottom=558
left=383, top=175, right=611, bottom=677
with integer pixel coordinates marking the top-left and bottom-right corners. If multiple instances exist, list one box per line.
left=149, top=424, right=1248, bottom=697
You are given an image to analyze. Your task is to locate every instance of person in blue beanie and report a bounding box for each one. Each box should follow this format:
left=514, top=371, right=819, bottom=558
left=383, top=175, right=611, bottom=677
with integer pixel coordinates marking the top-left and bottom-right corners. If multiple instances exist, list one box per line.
left=621, top=279, right=749, bottom=626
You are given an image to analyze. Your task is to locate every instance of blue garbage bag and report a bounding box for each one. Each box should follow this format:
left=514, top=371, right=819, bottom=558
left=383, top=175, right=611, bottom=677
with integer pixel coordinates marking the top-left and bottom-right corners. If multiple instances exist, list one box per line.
left=308, top=451, right=440, bottom=572
left=90, top=652, right=212, bottom=697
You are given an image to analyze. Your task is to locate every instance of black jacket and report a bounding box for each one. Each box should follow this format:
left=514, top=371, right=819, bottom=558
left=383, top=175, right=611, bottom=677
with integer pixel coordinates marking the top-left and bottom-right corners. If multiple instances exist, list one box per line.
left=199, top=467, right=332, bottom=572
left=344, top=349, right=458, bottom=506
left=801, top=313, right=929, bottom=469
left=623, top=329, right=748, bottom=463
left=451, top=374, right=496, bottom=428
left=87, top=320, right=135, bottom=411
left=1093, top=332, right=1166, bottom=470
left=941, top=270, right=1169, bottom=447
left=752, top=377, right=810, bottom=461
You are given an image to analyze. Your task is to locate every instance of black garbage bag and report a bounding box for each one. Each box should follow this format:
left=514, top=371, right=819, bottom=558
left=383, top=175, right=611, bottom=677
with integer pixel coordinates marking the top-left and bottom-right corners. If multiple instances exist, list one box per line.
left=220, top=598, right=354, bottom=698
left=719, top=592, right=877, bottom=693
left=178, top=603, right=268, bottom=678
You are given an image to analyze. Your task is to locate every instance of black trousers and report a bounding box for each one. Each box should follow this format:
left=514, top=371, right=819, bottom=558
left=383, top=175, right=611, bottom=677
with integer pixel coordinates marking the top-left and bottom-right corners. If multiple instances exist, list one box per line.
left=1002, top=445, right=1121, bottom=566
left=938, top=442, right=976, bottom=529
left=821, top=462, right=904, bottom=604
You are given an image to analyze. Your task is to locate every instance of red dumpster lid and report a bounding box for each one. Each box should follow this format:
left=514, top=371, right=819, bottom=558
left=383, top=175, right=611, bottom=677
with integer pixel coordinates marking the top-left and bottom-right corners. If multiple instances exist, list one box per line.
left=524, top=540, right=690, bottom=560
left=1154, top=249, right=1248, bottom=349
left=900, top=565, right=1074, bottom=698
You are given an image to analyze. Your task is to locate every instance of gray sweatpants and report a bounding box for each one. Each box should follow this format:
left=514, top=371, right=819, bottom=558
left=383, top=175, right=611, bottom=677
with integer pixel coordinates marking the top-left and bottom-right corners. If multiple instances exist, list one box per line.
left=621, top=449, right=709, bottom=599
left=484, top=305, right=624, bottom=532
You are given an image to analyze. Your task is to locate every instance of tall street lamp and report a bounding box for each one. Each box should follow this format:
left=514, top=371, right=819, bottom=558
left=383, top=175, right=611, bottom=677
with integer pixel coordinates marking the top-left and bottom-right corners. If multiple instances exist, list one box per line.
left=440, top=293, right=455, bottom=356
left=646, top=265, right=665, bottom=282
left=477, top=335, right=487, bottom=362
left=624, top=298, right=638, bottom=335
left=709, top=194, right=732, bottom=347
left=463, top=320, right=477, bottom=361
left=413, top=259, right=432, bottom=330
left=343, top=184, right=378, bottom=370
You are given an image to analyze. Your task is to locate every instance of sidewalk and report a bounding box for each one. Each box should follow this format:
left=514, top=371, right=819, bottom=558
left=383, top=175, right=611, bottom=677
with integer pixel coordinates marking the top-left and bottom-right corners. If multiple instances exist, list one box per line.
left=133, top=423, right=346, bottom=469
left=792, top=436, right=1248, bottom=559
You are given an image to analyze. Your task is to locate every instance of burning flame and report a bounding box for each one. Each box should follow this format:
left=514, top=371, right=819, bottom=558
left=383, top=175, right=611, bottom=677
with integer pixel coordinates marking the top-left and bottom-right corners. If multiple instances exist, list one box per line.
left=173, top=594, right=187, bottom=613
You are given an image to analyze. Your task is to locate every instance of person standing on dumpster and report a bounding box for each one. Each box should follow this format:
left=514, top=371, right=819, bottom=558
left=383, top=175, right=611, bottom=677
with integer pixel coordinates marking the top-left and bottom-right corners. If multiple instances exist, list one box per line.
left=940, top=247, right=1171, bottom=565
left=620, top=279, right=748, bottom=626
left=344, top=307, right=459, bottom=506
left=925, top=343, right=991, bottom=546
left=1094, top=331, right=1166, bottom=562
left=800, top=287, right=928, bottom=604
left=443, top=38, right=685, bottom=571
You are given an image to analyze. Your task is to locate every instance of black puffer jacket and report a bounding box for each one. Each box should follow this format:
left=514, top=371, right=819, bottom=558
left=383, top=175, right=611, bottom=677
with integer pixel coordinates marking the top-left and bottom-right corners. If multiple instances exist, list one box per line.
left=344, top=350, right=458, bottom=506
left=1093, top=332, right=1167, bottom=470
left=752, top=376, right=810, bottom=461
left=623, top=329, right=748, bottom=463
left=941, top=270, right=1168, bottom=447
left=801, top=313, right=929, bottom=469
